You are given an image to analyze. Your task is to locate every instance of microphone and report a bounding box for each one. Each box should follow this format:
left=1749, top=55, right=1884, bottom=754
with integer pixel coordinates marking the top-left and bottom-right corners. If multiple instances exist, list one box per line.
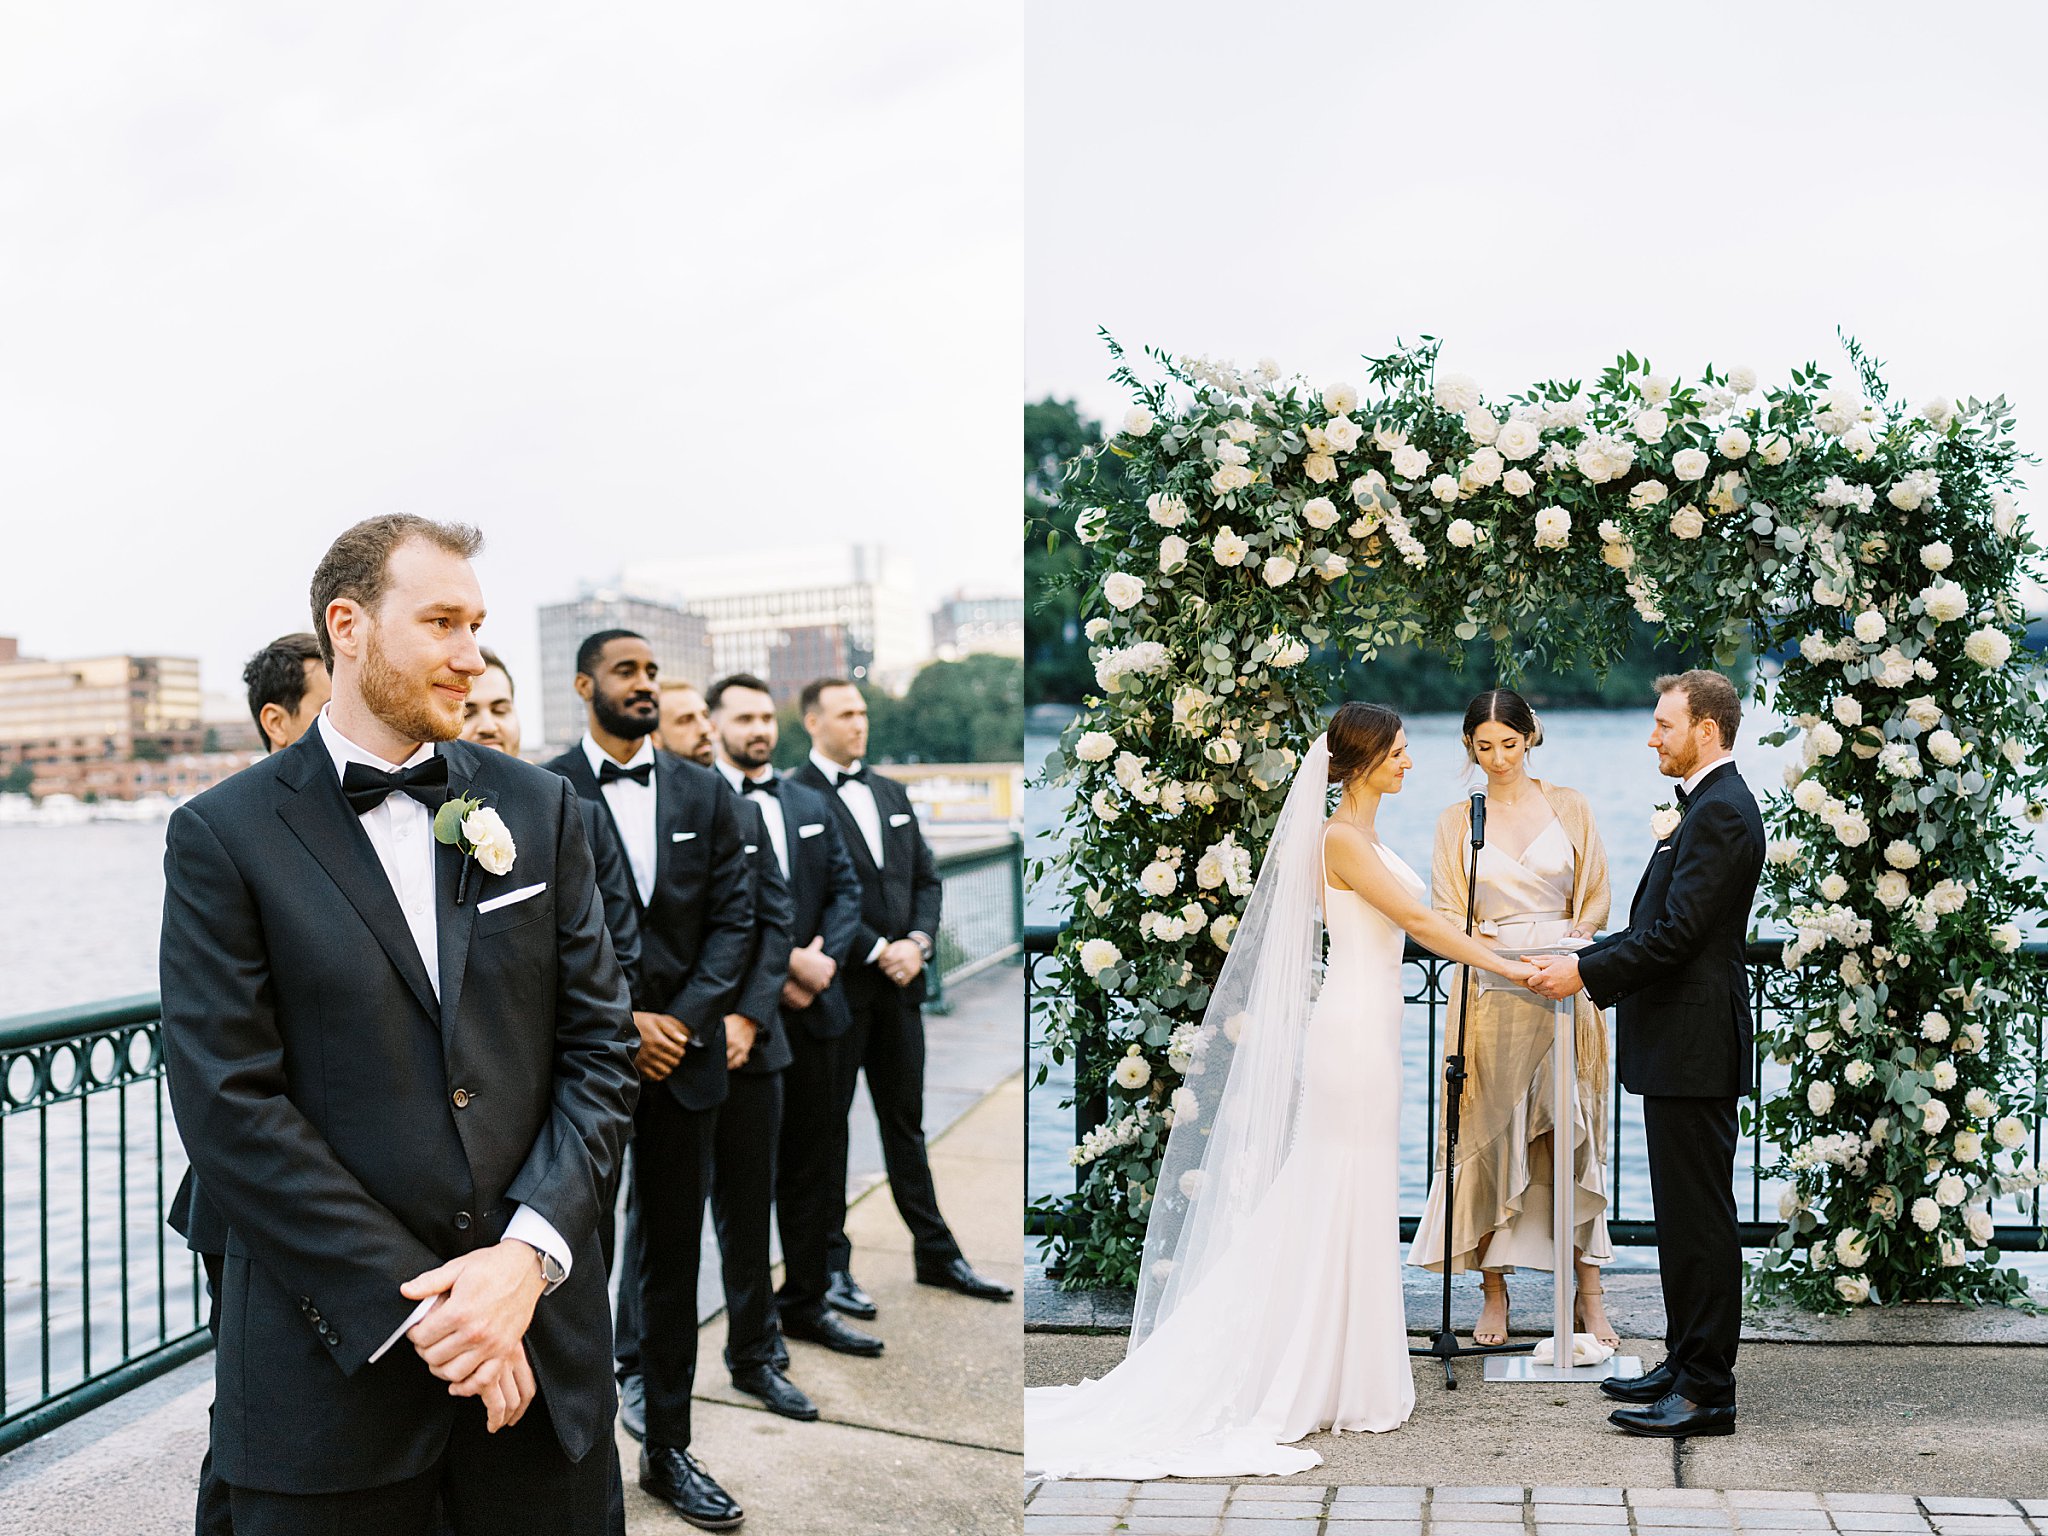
left=1468, top=791, right=1487, bottom=849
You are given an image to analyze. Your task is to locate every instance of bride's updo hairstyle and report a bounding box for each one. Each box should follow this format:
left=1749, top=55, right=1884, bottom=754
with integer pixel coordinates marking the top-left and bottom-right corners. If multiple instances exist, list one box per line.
left=1461, top=688, right=1543, bottom=764
left=1328, top=701, right=1402, bottom=790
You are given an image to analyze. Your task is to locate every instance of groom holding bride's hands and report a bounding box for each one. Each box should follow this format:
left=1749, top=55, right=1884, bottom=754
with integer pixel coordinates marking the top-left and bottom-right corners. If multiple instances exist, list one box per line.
left=1525, top=671, right=1764, bottom=1440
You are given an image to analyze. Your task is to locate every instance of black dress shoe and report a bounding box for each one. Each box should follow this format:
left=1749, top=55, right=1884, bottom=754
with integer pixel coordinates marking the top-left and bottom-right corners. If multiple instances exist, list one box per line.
left=1600, top=1362, right=1675, bottom=1404
left=782, top=1308, right=885, bottom=1357
left=732, top=1363, right=819, bottom=1421
left=640, top=1443, right=745, bottom=1530
left=770, top=1340, right=790, bottom=1371
left=915, top=1257, right=1015, bottom=1302
left=618, top=1373, right=646, bottom=1441
left=1609, top=1391, right=1736, bottom=1438
left=826, top=1269, right=877, bottom=1319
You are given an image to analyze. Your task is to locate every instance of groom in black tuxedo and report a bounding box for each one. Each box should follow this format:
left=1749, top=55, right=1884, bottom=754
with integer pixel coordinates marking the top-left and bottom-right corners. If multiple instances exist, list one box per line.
left=788, top=679, right=1013, bottom=1310
left=544, top=633, right=754, bottom=1531
left=1528, top=670, right=1764, bottom=1438
left=159, top=516, right=639, bottom=1533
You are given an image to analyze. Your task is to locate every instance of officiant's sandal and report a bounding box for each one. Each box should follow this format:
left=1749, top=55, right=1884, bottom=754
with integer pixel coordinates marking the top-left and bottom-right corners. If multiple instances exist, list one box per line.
left=1474, top=1272, right=1511, bottom=1346
left=1575, top=1278, right=1620, bottom=1349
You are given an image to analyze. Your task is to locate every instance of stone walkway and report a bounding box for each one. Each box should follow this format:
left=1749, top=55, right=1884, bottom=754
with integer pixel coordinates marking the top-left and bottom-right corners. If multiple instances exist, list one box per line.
left=1021, top=1484, right=2048, bottom=1536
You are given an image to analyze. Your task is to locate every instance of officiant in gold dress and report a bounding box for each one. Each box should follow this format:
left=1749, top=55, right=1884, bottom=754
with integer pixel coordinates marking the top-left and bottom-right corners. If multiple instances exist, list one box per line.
left=1407, top=689, right=1617, bottom=1348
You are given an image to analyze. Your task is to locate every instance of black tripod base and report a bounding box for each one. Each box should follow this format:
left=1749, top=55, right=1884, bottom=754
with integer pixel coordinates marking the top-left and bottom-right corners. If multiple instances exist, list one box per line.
left=1408, top=1331, right=1535, bottom=1389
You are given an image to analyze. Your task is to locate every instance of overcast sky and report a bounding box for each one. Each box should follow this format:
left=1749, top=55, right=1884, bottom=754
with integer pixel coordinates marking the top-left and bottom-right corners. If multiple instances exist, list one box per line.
left=0, top=4, right=1020, bottom=703
left=1027, top=2, right=2046, bottom=565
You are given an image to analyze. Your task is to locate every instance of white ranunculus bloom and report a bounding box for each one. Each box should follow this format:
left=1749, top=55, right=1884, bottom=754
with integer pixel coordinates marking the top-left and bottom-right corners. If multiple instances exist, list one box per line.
left=1084, top=617, right=1111, bottom=645
left=1112, top=1053, right=1150, bottom=1091
left=1993, top=1116, right=2028, bottom=1149
left=1911, top=1196, right=1942, bottom=1232
left=1965, top=1088, right=1997, bottom=1120
left=1933, top=1061, right=1959, bottom=1091
left=1963, top=627, right=2012, bottom=669
left=462, top=807, right=518, bottom=876
left=1834, top=1228, right=1868, bottom=1268
left=1672, top=448, right=1710, bottom=482
left=1430, top=474, right=1459, bottom=503
left=1079, top=938, right=1122, bottom=978
left=1836, top=1273, right=1871, bottom=1305
left=1716, top=426, right=1751, bottom=459
left=1076, top=731, right=1117, bottom=763
left=1216, top=438, right=1251, bottom=467
left=1323, top=381, right=1359, bottom=416
left=1212, top=527, right=1249, bottom=566
left=1926, top=729, right=1964, bottom=767
left=1852, top=610, right=1886, bottom=644
left=1159, top=534, right=1190, bottom=573
left=1919, top=396, right=1954, bottom=430
left=1953, top=1131, right=1983, bottom=1165
left=1919, top=541, right=1954, bottom=572
left=1639, top=372, right=1672, bottom=406
left=1669, top=506, right=1705, bottom=541
left=1123, top=405, right=1155, bottom=436
left=1301, top=496, right=1338, bottom=529
left=1433, top=372, right=1481, bottom=413
left=1808, top=1081, right=1835, bottom=1115
left=1629, top=479, right=1669, bottom=509
left=1729, top=365, right=1758, bottom=394
left=1171, top=1086, right=1200, bottom=1122
left=1262, top=554, right=1297, bottom=587
left=1792, top=779, right=1828, bottom=814
left=1463, top=405, right=1502, bottom=445
left=1391, top=444, right=1431, bottom=480
left=1633, top=408, right=1669, bottom=443
left=1147, top=492, right=1189, bottom=527
left=1103, top=572, right=1146, bottom=611
left=1821, top=873, right=1849, bottom=902
left=1445, top=518, right=1478, bottom=549
left=1533, top=507, right=1571, bottom=550
left=2000, top=737, right=2027, bottom=768
left=1758, top=432, right=1791, bottom=465
left=1139, top=860, right=1178, bottom=897
left=1495, top=418, right=1540, bottom=461
left=1502, top=468, right=1535, bottom=496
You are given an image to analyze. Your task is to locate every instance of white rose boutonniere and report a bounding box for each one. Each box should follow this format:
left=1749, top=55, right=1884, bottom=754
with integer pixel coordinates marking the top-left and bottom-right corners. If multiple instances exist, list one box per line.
left=436, top=795, right=517, bottom=901
left=1650, top=803, right=1683, bottom=841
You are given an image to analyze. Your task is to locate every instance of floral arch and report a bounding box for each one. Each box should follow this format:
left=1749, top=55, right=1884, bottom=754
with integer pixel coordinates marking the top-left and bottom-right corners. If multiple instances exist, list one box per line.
left=1035, top=335, right=2046, bottom=1311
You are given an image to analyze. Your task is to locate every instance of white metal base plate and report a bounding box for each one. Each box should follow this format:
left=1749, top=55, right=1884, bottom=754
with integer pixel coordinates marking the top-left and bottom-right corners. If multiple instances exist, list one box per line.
left=1484, top=1353, right=1644, bottom=1384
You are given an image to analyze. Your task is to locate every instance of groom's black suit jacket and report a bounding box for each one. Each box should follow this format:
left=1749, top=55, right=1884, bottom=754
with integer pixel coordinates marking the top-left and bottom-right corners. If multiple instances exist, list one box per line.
left=766, top=774, right=863, bottom=1042
left=158, top=733, right=639, bottom=1495
left=787, top=760, right=942, bottom=1012
left=1576, top=760, right=1765, bottom=1098
left=545, top=745, right=754, bottom=1111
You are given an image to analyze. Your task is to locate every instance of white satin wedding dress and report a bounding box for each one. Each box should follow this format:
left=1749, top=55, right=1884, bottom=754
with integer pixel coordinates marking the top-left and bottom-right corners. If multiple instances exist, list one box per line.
left=1024, top=837, right=1418, bottom=1479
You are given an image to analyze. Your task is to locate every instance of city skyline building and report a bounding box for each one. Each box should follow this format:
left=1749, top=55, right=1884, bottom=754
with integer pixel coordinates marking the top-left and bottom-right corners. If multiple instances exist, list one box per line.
left=931, top=589, right=1024, bottom=661
left=0, top=639, right=218, bottom=797
left=534, top=591, right=713, bottom=750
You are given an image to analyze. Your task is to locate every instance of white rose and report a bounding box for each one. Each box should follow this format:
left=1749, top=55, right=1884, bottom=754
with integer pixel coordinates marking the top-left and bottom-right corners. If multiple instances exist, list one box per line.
left=1074, top=506, right=1107, bottom=544
left=1079, top=938, right=1121, bottom=978
left=1212, top=527, right=1249, bottom=566
left=1159, top=534, right=1190, bottom=573
left=1461, top=447, right=1504, bottom=488
left=1841, top=423, right=1877, bottom=460
left=1090, top=788, right=1119, bottom=822
left=1965, top=1088, right=1997, bottom=1119
left=1323, top=381, right=1359, bottom=416
left=1845, top=1060, right=1875, bottom=1087
left=1103, top=572, right=1146, bottom=611
left=1495, top=418, right=1540, bottom=461
left=1629, top=479, right=1669, bottom=510
left=1883, top=840, right=1921, bottom=870
left=1922, top=1098, right=1950, bottom=1135
left=1431, top=474, right=1460, bottom=503
left=1123, top=406, right=1155, bottom=437
left=1301, top=452, right=1337, bottom=484
left=1668, top=506, right=1705, bottom=541
left=462, top=807, right=518, bottom=876
left=1990, top=922, right=2022, bottom=952
left=1210, top=463, right=1255, bottom=495
left=1875, top=871, right=1910, bottom=909
left=1113, top=1053, right=1151, bottom=1090
left=1936, top=1172, right=1967, bottom=1207
left=1832, top=812, right=1871, bottom=848
left=1463, top=405, right=1502, bottom=445
left=1633, top=408, right=1669, bottom=443
left=1910, top=1196, right=1941, bottom=1232
left=1179, top=1168, right=1205, bottom=1199
left=1954, top=1131, right=1983, bottom=1165
left=1808, top=1080, right=1835, bottom=1115
left=1919, top=541, right=1954, bottom=572
left=1602, top=542, right=1636, bottom=570
left=1324, top=415, right=1362, bottom=453
left=1445, top=518, right=1478, bottom=549
left=1533, top=507, right=1571, bottom=549
left=1084, top=617, right=1112, bottom=642
left=1301, top=496, right=1338, bottom=529
left=1391, top=444, right=1431, bottom=480
left=1835, top=1273, right=1871, bottom=1305
left=1717, top=426, right=1752, bottom=459
left=1147, top=492, right=1189, bottom=527
left=1502, top=468, right=1535, bottom=496
left=1651, top=807, right=1683, bottom=840
left=1992, top=494, right=2020, bottom=538
left=1766, top=836, right=1803, bottom=865
left=1993, top=1116, right=2028, bottom=1150
left=1433, top=372, right=1481, bottom=413
left=1075, top=731, right=1116, bottom=763
left=1672, top=448, right=1710, bottom=482
left=1262, top=554, right=1297, bottom=587
left=1967, top=1209, right=1995, bottom=1246
left=1210, top=914, right=1236, bottom=951
left=1758, top=432, right=1791, bottom=465
left=1170, top=1086, right=1200, bottom=1122
left=1963, top=627, right=2012, bottom=669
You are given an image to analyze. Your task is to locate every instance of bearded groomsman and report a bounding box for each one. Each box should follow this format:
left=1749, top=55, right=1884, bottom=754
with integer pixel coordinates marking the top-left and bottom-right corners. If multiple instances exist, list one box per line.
left=789, top=680, right=1012, bottom=1311
left=546, top=632, right=753, bottom=1532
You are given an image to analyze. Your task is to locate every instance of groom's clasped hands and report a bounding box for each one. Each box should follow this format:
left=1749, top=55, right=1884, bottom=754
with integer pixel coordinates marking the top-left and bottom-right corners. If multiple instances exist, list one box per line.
left=1522, top=952, right=1587, bottom=1001
left=400, top=1240, right=551, bottom=1432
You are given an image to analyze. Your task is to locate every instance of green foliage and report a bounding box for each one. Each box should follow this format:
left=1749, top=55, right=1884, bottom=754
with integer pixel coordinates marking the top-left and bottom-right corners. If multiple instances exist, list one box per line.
left=1031, top=336, right=2047, bottom=1307
left=769, top=656, right=1023, bottom=769
left=130, top=739, right=167, bottom=763
left=0, top=764, right=33, bottom=795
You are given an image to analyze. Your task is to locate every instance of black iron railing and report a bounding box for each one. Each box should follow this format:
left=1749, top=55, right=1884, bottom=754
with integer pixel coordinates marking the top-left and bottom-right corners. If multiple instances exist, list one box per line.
left=0, top=839, right=1026, bottom=1453
left=1026, top=927, right=2048, bottom=1252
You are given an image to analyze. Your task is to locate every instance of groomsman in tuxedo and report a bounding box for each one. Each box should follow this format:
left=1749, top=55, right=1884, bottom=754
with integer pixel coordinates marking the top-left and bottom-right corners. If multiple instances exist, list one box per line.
left=160, top=516, right=639, bottom=1533
left=788, top=680, right=1013, bottom=1309
left=703, top=676, right=880, bottom=1381
left=170, top=629, right=330, bottom=1536
left=1527, top=670, right=1764, bottom=1439
left=545, top=633, right=753, bottom=1531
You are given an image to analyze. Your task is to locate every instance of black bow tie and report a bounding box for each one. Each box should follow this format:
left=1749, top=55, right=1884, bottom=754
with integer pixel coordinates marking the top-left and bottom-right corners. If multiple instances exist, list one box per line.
left=1675, top=784, right=1693, bottom=809
left=743, top=775, right=779, bottom=797
left=599, top=759, right=654, bottom=787
left=341, top=755, right=449, bottom=816
left=833, top=765, right=869, bottom=787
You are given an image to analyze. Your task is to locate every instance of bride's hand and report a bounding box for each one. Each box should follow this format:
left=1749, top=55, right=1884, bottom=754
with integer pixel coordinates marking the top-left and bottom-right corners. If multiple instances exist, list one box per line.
left=1499, top=958, right=1538, bottom=988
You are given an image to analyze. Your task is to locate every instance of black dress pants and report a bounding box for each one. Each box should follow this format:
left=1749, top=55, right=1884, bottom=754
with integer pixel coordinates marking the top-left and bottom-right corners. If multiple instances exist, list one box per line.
left=624, top=1085, right=717, bottom=1450
left=775, top=1026, right=850, bottom=1319
left=711, top=1069, right=785, bottom=1370
left=826, top=986, right=960, bottom=1272
left=1641, top=1093, right=1741, bottom=1407
left=224, top=1393, right=621, bottom=1536
left=195, top=1251, right=233, bottom=1536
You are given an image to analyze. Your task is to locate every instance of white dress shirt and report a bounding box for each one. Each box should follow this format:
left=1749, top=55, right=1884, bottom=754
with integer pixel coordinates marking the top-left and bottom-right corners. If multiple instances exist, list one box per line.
left=1681, top=753, right=1736, bottom=799
left=718, top=758, right=787, bottom=877
left=811, top=749, right=883, bottom=866
left=584, top=732, right=658, bottom=906
left=315, top=709, right=572, bottom=1361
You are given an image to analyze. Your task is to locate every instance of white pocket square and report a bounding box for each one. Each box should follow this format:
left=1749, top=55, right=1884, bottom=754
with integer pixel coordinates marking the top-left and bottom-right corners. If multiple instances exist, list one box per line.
left=478, top=882, right=547, bottom=915
left=888, top=812, right=912, bottom=827
left=743, top=843, right=759, bottom=855
left=672, top=831, right=697, bottom=842
left=798, top=822, right=824, bottom=838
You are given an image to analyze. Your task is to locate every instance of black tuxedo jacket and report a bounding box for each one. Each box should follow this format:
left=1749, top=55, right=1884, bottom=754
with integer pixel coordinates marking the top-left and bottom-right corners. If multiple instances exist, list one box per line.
left=1577, top=760, right=1765, bottom=1098
left=770, top=775, right=863, bottom=1040
left=545, top=745, right=753, bottom=1112
left=158, top=733, right=639, bottom=1494
left=730, top=794, right=795, bottom=1075
left=788, top=760, right=942, bottom=1009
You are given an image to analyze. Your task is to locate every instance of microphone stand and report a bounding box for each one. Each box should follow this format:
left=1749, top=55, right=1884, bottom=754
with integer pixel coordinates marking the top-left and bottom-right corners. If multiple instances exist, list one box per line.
left=1410, top=791, right=1534, bottom=1388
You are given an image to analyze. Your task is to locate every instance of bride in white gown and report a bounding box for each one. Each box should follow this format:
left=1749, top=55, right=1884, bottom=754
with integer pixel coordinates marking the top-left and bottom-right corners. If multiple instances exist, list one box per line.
left=1026, top=704, right=1540, bottom=1480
